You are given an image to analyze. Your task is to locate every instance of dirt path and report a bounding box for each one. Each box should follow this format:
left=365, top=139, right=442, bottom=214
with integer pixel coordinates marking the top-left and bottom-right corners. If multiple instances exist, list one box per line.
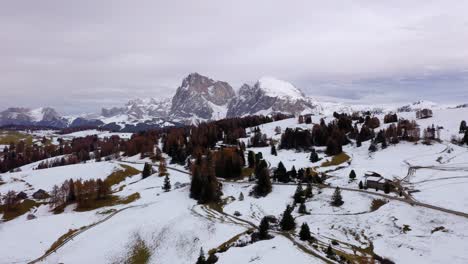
left=120, top=160, right=468, bottom=218
left=27, top=202, right=155, bottom=264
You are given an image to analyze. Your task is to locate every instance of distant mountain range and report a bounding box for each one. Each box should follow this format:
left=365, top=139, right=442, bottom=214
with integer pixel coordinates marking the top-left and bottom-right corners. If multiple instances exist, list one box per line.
left=1, top=73, right=464, bottom=132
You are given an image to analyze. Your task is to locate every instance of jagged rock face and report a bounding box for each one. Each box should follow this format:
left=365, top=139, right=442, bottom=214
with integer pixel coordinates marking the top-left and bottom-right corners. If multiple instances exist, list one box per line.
left=0, top=107, right=67, bottom=127
left=101, top=107, right=126, bottom=117
left=170, top=73, right=235, bottom=120
left=227, top=78, right=315, bottom=117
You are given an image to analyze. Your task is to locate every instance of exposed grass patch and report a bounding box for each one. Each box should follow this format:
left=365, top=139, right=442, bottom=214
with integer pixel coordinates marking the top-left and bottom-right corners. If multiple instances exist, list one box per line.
left=0, top=130, right=33, bottom=145
left=74, top=192, right=140, bottom=212
left=402, top=224, right=412, bottom=233
left=122, top=233, right=152, bottom=264
left=45, top=228, right=83, bottom=255
left=431, top=226, right=447, bottom=234
left=105, top=165, right=141, bottom=188
left=208, top=230, right=252, bottom=255
left=370, top=199, right=388, bottom=212
left=321, top=152, right=350, bottom=167
left=0, top=199, right=44, bottom=221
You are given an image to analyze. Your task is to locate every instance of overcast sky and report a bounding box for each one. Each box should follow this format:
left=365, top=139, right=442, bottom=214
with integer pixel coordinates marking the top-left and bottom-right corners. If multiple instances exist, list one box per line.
left=1, top=0, right=468, bottom=114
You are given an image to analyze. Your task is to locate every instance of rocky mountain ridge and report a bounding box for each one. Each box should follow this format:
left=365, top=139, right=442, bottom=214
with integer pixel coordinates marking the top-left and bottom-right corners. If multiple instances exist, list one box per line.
left=1, top=73, right=460, bottom=131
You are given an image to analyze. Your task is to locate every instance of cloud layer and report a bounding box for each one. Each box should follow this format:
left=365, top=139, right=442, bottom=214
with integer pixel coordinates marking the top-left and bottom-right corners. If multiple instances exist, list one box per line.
left=1, top=0, right=467, bottom=113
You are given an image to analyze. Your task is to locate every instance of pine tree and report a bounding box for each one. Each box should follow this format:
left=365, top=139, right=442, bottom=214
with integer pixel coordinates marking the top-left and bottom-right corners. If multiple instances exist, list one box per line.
left=298, top=202, right=308, bottom=214
left=280, top=205, right=296, bottom=231
left=289, top=166, right=297, bottom=179
left=349, top=170, right=356, bottom=180
left=271, top=144, right=277, bottom=156
left=309, top=149, right=319, bottom=162
left=238, top=192, right=244, bottom=201
left=330, top=187, right=344, bottom=207
left=356, top=138, right=362, bottom=148
left=358, top=180, right=363, bottom=189
left=368, top=142, right=377, bottom=152
left=247, top=151, right=255, bottom=168
left=299, top=222, right=311, bottom=241
left=326, top=244, right=334, bottom=257
left=274, top=161, right=288, bottom=182
left=163, top=175, right=171, bottom=192
left=293, top=184, right=304, bottom=204
left=142, top=163, right=152, bottom=178
left=253, top=167, right=272, bottom=197
left=304, top=183, right=313, bottom=198
left=460, top=120, right=467, bottom=133
left=196, top=248, right=206, bottom=264
left=383, top=181, right=391, bottom=194
left=258, top=217, right=270, bottom=240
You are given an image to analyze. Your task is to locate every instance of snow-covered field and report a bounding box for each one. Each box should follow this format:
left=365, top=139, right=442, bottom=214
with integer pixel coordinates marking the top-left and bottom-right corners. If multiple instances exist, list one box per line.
left=1, top=106, right=467, bottom=263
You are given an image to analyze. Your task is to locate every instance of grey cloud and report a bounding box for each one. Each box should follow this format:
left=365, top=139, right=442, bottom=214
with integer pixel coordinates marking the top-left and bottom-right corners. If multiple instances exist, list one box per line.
left=0, top=0, right=467, bottom=113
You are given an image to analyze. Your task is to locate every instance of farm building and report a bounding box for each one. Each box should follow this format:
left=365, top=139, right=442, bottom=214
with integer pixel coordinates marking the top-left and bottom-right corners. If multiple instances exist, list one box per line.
left=416, top=108, right=433, bottom=119
left=364, top=173, right=395, bottom=192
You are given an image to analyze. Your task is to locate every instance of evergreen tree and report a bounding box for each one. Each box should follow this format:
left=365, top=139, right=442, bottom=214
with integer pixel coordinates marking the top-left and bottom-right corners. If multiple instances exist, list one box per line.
left=196, top=248, right=206, bottom=264
left=238, top=192, right=244, bottom=201
left=326, top=244, right=334, bottom=257
left=460, top=120, right=467, bottom=133
left=368, top=142, right=377, bottom=152
left=271, top=144, right=278, bottom=156
left=464, top=130, right=468, bottom=145
left=383, top=181, right=391, bottom=194
left=280, top=205, right=296, bottom=231
left=358, top=180, right=363, bottom=189
left=298, top=202, right=308, bottom=214
left=356, top=138, right=362, bottom=148
left=309, top=149, right=319, bottom=162
left=293, top=184, right=305, bottom=204
left=289, top=166, right=297, bottom=179
left=258, top=217, right=270, bottom=240
left=304, top=183, right=313, bottom=198
left=330, top=187, right=344, bottom=207
left=253, top=167, right=272, bottom=197
left=299, top=222, right=311, bottom=241
left=142, top=163, right=152, bottom=178
left=163, top=175, right=171, bottom=192
left=349, top=170, right=356, bottom=180
left=247, top=151, right=255, bottom=168
left=274, top=162, right=289, bottom=183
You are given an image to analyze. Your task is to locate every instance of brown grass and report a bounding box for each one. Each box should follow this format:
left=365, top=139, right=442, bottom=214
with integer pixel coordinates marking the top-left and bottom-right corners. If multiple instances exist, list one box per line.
left=45, top=228, right=82, bottom=254
left=105, top=165, right=141, bottom=187
left=0, top=130, right=33, bottom=145
left=321, top=152, right=350, bottom=167
left=370, top=199, right=388, bottom=212
left=74, top=192, right=140, bottom=212
left=0, top=199, right=44, bottom=221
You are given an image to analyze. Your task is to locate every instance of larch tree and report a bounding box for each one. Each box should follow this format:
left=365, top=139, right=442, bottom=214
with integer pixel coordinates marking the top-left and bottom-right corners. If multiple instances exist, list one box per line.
left=159, top=158, right=168, bottom=177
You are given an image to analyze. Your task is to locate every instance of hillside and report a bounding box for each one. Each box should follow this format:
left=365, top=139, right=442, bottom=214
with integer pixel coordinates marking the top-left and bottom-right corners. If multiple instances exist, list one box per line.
left=0, top=106, right=467, bottom=264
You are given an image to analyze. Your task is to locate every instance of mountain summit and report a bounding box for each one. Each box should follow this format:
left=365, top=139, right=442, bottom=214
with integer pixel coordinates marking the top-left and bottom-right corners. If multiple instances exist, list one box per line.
left=170, top=73, right=235, bottom=121
left=227, top=77, right=315, bottom=117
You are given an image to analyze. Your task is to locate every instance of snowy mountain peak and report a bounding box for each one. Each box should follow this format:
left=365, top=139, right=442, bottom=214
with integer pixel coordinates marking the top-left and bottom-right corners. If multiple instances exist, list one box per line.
left=170, top=73, right=235, bottom=121
left=256, top=77, right=305, bottom=100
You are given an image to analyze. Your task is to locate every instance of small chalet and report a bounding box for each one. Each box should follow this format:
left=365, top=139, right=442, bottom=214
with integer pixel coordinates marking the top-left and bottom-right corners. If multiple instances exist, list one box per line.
left=416, top=108, right=433, bottom=119
left=364, top=172, right=395, bottom=191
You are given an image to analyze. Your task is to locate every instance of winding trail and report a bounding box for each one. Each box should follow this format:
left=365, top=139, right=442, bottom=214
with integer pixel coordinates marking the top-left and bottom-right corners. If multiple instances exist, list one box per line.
left=120, top=160, right=468, bottom=218
left=27, top=202, right=156, bottom=264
